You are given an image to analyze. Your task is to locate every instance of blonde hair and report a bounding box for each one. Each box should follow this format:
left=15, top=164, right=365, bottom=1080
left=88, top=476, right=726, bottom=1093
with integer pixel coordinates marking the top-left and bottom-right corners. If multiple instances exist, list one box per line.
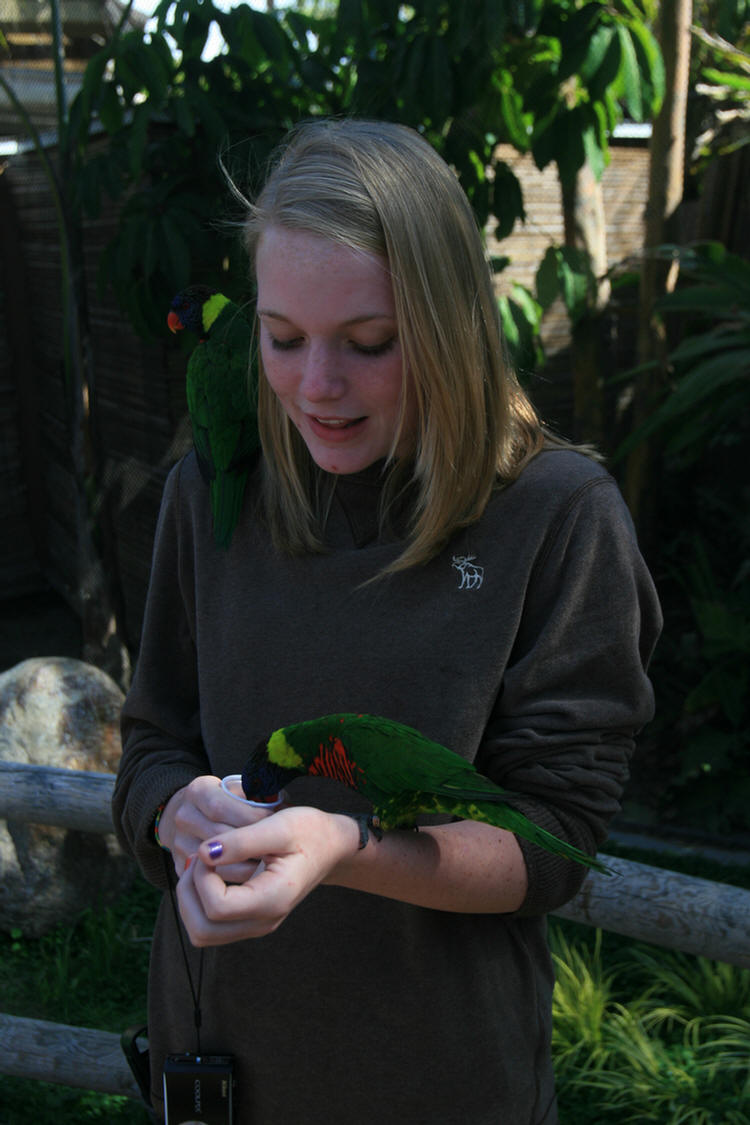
left=242, top=118, right=547, bottom=573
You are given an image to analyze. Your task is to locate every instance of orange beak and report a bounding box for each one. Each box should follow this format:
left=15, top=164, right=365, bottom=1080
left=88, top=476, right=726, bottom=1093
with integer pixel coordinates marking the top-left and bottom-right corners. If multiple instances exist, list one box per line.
left=167, top=310, right=183, bottom=334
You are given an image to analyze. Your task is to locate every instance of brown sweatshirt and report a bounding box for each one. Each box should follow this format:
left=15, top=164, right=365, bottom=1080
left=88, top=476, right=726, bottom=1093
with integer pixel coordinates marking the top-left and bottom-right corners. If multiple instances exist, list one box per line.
left=113, top=447, right=661, bottom=1125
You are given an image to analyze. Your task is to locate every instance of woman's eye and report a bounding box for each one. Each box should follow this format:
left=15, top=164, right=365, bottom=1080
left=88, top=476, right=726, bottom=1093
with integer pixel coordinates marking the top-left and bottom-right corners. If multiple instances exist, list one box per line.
left=269, top=336, right=302, bottom=351
left=352, top=337, right=397, bottom=357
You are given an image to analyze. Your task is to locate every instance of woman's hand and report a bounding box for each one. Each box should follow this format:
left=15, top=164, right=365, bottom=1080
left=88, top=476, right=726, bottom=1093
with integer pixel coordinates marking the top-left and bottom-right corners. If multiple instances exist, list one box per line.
left=158, top=776, right=279, bottom=879
left=175, top=807, right=361, bottom=946
left=174, top=809, right=529, bottom=946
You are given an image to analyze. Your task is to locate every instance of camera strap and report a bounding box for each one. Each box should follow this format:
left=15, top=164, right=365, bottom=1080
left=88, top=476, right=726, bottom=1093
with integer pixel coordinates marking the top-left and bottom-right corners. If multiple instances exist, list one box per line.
left=162, top=849, right=206, bottom=1055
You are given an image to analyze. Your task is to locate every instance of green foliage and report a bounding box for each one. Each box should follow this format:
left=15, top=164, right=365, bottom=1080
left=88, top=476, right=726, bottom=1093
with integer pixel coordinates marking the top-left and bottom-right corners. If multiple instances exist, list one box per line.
left=61, top=0, right=666, bottom=340
left=0, top=884, right=158, bottom=1028
left=627, top=947, right=750, bottom=1020
left=4, top=882, right=750, bottom=1123
left=0, top=1080, right=149, bottom=1125
left=624, top=479, right=750, bottom=833
left=512, top=0, right=664, bottom=184
left=551, top=922, right=750, bottom=1124
left=691, top=18, right=750, bottom=166
left=613, top=242, right=750, bottom=833
left=483, top=0, right=665, bottom=344
left=550, top=928, right=621, bottom=1069
left=536, top=244, right=598, bottom=324
left=66, top=0, right=346, bottom=333
left=498, top=282, right=544, bottom=378
left=0, top=882, right=159, bottom=1123
left=572, top=1010, right=750, bottom=1123
left=618, top=243, right=750, bottom=465
left=648, top=528, right=750, bottom=833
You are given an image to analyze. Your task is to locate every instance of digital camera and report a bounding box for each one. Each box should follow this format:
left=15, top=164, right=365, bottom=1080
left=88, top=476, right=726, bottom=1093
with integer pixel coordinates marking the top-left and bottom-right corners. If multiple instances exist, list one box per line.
left=163, top=1052, right=235, bottom=1125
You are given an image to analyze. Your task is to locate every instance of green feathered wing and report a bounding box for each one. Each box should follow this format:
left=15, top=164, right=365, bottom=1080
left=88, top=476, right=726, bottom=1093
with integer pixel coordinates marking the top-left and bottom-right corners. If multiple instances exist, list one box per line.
left=272, top=712, right=609, bottom=872
left=186, top=297, right=259, bottom=549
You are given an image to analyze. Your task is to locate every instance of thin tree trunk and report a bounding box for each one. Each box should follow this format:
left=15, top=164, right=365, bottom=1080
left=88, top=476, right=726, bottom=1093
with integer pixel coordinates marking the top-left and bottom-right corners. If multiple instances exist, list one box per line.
left=561, top=162, right=611, bottom=445
left=624, top=0, right=693, bottom=530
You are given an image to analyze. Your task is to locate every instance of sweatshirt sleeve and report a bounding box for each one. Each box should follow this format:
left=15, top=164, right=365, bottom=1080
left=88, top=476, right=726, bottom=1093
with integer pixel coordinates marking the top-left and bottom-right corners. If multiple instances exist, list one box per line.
left=476, top=473, right=662, bottom=915
left=112, top=458, right=210, bottom=887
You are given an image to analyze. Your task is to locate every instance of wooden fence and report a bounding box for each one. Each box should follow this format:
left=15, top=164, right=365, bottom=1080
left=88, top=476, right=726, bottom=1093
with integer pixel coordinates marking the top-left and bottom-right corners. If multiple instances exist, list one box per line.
left=1, top=760, right=750, bottom=1101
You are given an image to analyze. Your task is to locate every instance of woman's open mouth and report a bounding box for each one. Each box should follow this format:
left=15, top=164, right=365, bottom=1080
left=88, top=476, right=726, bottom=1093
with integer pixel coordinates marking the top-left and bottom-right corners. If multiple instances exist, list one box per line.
left=307, top=415, right=367, bottom=441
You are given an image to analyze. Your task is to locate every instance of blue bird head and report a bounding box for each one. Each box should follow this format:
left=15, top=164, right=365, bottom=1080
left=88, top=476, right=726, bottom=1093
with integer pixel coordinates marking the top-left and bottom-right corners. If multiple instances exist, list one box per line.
left=167, top=285, right=217, bottom=337
left=241, top=741, right=299, bottom=802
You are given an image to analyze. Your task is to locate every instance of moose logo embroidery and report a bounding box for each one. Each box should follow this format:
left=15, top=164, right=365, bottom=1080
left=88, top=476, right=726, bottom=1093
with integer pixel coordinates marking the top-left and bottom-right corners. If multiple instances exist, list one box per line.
left=451, top=555, right=484, bottom=590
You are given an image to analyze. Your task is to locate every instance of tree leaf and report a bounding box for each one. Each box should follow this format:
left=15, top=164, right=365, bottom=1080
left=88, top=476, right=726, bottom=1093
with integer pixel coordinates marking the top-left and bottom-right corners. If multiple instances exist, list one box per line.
left=582, top=117, right=607, bottom=181
left=530, top=114, right=558, bottom=172
left=628, top=17, right=665, bottom=112
left=498, top=288, right=543, bottom=375
left=121, top=38, right=171, bottom=106
left=665, top=349, right=750, bottom=411
left=592, top=98, right=612, bottom=152
left=621, top=348, right=750, bottom=456
left=587, top=24, right=622, bottom=99
left=669, top=326, right=750, bottom=364
left=558, top=249, right=592, bottom=322
left=702, top=67, right=750, bottom=92
left=98, top=82, right=123, bottom=134
left=77, top=46, right=110, bottom=123
left=616, top=24, right=643, bottom=121
left=555, top=3, right=600, bottom=83
left=128, top=103, right=150, bottom=179
left=497, top=72, right=529, bottom=150
left=510, top=280, right=542, bottom=324
left=578, top=23, right=615, bottom=84
left=491, top=161, right=526, bottom=240
left=536, top=247, right=562, bottom=309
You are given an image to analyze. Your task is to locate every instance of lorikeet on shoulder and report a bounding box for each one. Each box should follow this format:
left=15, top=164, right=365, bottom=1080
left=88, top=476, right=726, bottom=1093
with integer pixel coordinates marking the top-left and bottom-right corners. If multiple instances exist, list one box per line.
left=242, top=712, right=609, bottom=872
left=168, top=285, right=259, bottom=549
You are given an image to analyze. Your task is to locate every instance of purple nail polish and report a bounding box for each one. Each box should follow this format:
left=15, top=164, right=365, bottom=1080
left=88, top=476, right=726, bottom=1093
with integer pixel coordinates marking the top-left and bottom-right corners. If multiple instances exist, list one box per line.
left=207, top=841, right=223, bottom=860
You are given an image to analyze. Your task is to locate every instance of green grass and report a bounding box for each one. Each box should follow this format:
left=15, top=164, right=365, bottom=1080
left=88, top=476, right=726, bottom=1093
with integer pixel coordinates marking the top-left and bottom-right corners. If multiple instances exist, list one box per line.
left=551, top=920, right=750, bottom=1124
left=0, top=880, right=159, bottom=1029
left=0, top=880, right=159, bottom=1125
left=0, top=1083, right=150, bottom=1125
left=1, top=870, right=749, bottom=1123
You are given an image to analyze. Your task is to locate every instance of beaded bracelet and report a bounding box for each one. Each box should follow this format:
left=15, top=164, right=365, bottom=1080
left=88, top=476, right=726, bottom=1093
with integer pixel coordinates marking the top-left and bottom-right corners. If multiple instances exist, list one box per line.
left=153, top=803, right=170, bottom=851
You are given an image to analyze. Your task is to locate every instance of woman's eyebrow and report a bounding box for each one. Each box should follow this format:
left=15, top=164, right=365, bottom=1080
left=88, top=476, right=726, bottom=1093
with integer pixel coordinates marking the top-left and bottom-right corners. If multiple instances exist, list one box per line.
left=257, top=308, right=394, bottom=326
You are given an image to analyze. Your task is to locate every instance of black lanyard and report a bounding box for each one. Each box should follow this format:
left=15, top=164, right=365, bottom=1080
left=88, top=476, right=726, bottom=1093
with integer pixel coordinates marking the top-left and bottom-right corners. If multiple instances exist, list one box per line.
left=162, top=850, right=205, bottom=1054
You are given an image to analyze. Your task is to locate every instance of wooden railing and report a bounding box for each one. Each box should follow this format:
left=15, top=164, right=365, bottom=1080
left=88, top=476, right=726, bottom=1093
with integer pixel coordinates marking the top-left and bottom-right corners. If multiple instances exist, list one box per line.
left=0, top=1012, right=142, bottom=1100
left=1, top=760, right=749, bottom=1100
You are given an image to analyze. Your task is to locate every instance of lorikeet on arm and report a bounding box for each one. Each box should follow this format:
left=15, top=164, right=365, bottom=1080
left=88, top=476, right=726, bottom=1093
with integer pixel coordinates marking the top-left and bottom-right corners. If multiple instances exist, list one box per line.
left=241, top=712, right=609, bottom=872
left=168, top=285, right=259, bottom=549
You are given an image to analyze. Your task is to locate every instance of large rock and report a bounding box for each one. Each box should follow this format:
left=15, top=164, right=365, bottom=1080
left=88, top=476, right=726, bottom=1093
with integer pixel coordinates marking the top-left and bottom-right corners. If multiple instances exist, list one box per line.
left=0, top=657, right=136, bottom=936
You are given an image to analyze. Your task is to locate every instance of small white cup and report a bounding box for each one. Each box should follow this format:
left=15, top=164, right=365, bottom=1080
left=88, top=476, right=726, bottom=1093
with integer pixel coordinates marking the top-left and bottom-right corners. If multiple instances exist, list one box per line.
left=219, top=776, right=286, bottom=880
left=220, top=774, right=286, bottom=810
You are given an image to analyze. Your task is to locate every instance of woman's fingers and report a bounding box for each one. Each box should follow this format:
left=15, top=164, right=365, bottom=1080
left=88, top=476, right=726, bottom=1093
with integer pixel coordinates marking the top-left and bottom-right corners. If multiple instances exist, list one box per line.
left=174, top=809, right=362, bottom=946
left=194, top=777, right=281, bottom=830
left=196, top=805, right=358, bottom=872
left=176, top=857, right=283, bottom=944
left=166, top=775, right=280, bottom=874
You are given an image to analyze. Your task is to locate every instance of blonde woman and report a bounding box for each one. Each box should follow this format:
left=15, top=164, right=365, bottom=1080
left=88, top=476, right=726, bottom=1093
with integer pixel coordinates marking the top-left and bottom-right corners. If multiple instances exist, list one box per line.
left=114, top=119, right=661, bottom=1125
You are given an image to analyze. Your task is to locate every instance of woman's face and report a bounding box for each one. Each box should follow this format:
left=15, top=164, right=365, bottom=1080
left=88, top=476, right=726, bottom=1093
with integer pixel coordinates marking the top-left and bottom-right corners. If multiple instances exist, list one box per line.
left=256, top=226, right=415, bottom=476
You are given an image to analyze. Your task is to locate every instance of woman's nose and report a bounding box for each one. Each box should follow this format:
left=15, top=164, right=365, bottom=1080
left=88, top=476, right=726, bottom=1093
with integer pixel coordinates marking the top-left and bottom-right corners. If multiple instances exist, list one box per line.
left=299, top=342, right=345, bottom=401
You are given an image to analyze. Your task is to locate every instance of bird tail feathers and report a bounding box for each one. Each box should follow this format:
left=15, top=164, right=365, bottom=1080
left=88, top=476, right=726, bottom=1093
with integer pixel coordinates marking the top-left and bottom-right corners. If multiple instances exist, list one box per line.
left=430, top=792, right=610, bottom=873
left=210, top=470, right=248, bottom=549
